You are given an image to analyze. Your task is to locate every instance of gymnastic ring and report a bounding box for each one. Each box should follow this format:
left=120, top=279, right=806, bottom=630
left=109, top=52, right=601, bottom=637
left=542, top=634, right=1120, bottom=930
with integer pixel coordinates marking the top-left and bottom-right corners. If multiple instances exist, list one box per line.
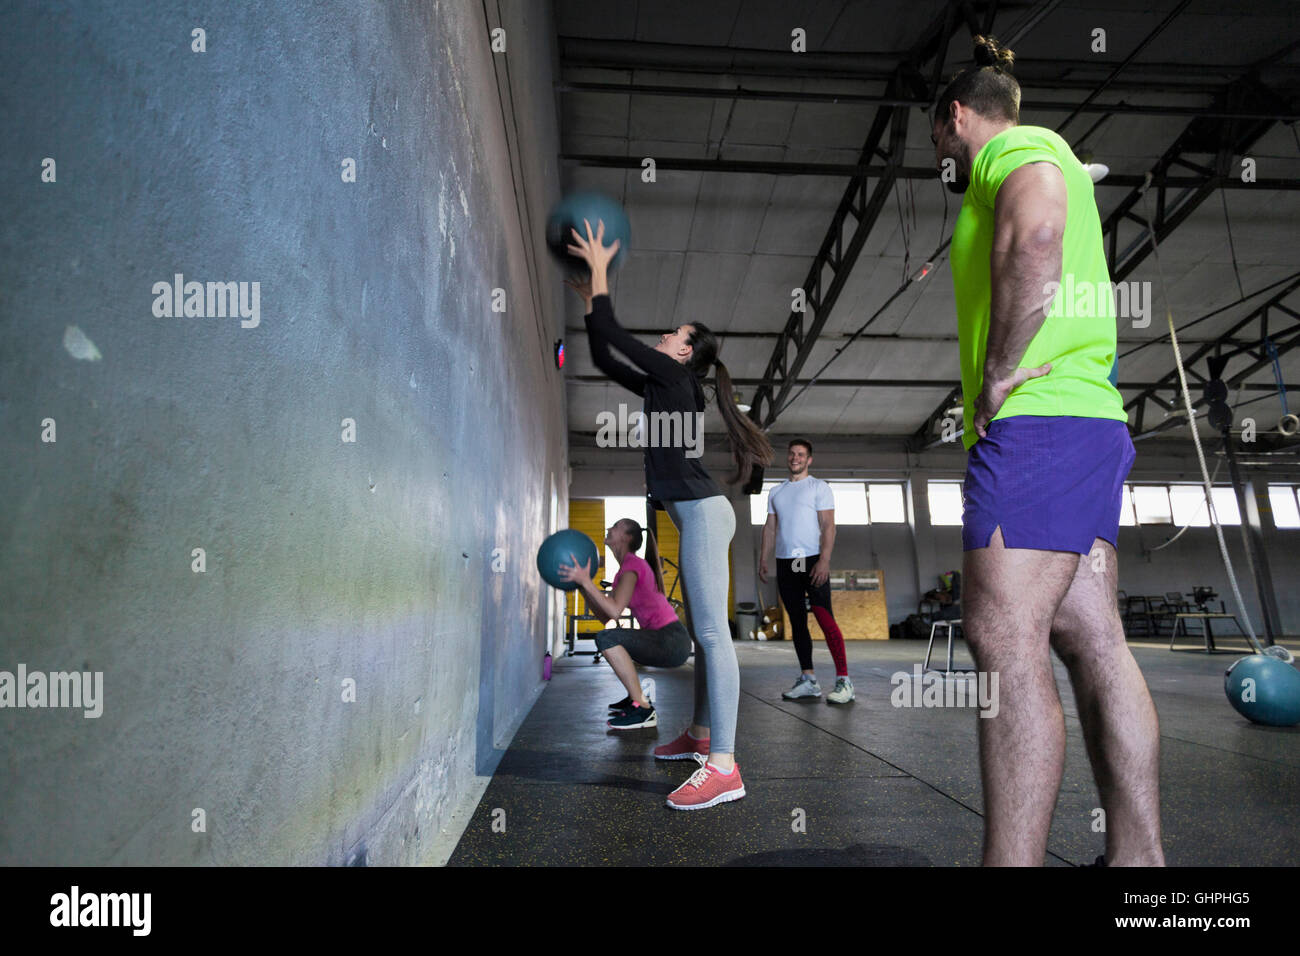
left=1279, top=414, right=1300, bottom=437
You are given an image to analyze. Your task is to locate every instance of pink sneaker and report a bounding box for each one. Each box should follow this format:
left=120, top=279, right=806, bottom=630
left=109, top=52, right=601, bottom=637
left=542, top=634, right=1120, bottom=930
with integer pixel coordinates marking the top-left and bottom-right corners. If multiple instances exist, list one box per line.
left=653, top=729, right=710, bottom=761
left=665, top=754, right=745, bottom=810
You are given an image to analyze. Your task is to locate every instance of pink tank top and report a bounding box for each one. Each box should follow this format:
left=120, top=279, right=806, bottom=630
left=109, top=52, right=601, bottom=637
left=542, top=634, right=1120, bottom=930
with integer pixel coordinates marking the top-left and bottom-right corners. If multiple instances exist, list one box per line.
left=612, top=552, right=679, bottom=631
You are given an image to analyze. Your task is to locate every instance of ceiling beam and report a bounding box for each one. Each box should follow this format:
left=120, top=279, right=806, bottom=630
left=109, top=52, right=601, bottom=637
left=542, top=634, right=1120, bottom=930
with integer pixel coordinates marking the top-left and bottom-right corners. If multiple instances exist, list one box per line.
left=1055, top=0, right=1192, bottom=138
left=560, top=154, right=1300, bottom=189
left=555, top=82, right=1300, bottom=123
left=905, top=384, right=965, bottom=453
left=558, top=38, right=1258, bottom=92
left=567, top=375, right=1298, bottom=392
left=745, top=0, right=995, bottom=430
left=572, top=376, right=953, bottom=388
left=1126, top=278, right=1300, bottom=435
left=564, top=326, right=1248, bottom=345
left=1116, top=45, right=1300, bottom=436
left=1104, top=74, right=1291, bottom=281
left=744, top=73, right=913, bottom=429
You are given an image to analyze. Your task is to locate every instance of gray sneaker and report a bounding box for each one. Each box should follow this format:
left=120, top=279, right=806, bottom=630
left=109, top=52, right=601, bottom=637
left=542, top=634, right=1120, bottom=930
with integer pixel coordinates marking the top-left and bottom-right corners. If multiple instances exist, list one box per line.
left=782, top=674, right=821, bottom=700
left=827, top=676, right=855, bottom=704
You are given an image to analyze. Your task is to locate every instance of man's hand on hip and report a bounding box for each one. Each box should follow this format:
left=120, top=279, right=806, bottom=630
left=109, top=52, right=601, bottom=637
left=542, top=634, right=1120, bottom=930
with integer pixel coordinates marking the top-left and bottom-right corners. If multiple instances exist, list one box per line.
left=973, top=363, right=1052, bottom=438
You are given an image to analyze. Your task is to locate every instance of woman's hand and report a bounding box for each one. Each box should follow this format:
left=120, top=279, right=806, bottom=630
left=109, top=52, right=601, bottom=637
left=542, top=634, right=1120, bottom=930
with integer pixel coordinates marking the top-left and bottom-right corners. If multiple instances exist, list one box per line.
left=556, top=554, right=594, bottom=589
left=565, top=219, right=619, bottom=296
left=563, top=274, right=594, bottom=312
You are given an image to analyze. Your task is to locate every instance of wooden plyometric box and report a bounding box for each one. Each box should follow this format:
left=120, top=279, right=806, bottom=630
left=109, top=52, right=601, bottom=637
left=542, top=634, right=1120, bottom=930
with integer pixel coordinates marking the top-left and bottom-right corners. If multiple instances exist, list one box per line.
left=781, top=568, right=888, bottom=640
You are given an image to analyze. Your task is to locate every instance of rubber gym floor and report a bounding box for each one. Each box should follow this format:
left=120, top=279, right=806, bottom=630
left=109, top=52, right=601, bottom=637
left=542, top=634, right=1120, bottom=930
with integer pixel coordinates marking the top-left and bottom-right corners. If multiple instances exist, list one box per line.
left=449, top=638, right=1300, bottom=866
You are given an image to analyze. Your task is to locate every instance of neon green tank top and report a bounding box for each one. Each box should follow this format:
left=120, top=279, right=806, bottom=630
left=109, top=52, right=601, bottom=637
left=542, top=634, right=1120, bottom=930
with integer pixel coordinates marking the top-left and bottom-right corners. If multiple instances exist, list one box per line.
left=949, top=125, right=1127, bottom=449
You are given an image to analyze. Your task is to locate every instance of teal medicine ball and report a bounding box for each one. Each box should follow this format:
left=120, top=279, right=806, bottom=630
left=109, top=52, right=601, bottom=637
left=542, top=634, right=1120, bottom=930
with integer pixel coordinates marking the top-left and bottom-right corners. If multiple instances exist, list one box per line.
left=536, top=529, right=600, bottom=592
left=545, top=191, right=630, bottom=273
left=1224, top=654, right=1300, bottom=727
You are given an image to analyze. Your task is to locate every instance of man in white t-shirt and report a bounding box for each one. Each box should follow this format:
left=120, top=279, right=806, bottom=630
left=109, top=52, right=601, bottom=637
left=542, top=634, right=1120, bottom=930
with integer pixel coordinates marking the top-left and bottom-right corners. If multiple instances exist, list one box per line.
left=759, top=439, right=853, bottom=703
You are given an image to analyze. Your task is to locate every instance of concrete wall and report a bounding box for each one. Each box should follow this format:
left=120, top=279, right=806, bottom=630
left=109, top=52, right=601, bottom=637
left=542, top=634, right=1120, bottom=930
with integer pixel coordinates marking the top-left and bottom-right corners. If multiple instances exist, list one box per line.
left=0, top=0, right=566, bottom=865
left=571, top=435, right=1300, bottom=638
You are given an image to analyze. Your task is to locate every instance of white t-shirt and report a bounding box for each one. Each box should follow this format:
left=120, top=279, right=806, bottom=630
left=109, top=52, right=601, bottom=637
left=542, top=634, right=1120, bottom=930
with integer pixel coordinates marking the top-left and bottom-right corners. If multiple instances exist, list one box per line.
left=767, top=476, right=834, bottom=559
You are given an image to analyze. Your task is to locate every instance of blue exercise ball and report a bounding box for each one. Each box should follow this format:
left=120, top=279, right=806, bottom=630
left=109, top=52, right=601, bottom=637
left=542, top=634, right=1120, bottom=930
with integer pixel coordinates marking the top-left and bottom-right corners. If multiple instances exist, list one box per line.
left=1224, top=654, right=1300, bottom=727
left=545, top=191, right=630, bottom=273
left=536, top=529, right=600, bottom=592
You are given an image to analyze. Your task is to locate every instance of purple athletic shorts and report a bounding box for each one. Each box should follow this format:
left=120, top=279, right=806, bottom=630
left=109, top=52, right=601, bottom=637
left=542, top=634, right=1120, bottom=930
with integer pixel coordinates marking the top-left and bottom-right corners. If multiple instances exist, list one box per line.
left=962, top=415, right=1136, bottom=554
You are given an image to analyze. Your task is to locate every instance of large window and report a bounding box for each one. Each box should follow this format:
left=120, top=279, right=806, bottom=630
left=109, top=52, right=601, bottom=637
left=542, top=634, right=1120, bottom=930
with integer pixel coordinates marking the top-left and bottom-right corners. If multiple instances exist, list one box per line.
left=867, top=483, right=907, bottom=523
left=927, top=481, right=964, bottom=526
left=1130, top=484, right=1240, bottom=527
left=1209, top=486, right=1242, bottom=525
left=1169, top=485, right=1212, bottom=528
left=603, top=496, right=647, bottom=573
left=750, top=480, right=906, bottom=525
left=750, top=481, right=782, bottom=525
left=749, top=479, right=1263, bottom=529
left=1132, top=485, right=1172, bottom=524
left=827, top=483, right=869, bottom=525
left=1119, top=486, right=1136, bottom=526
left=1269, top=485, right=1300, bottom=529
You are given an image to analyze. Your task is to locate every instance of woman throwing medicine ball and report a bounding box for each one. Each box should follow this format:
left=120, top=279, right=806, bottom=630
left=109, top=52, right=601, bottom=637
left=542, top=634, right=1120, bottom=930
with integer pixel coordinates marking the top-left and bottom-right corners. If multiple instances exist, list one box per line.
left=565, top=218, right=772, bottom=811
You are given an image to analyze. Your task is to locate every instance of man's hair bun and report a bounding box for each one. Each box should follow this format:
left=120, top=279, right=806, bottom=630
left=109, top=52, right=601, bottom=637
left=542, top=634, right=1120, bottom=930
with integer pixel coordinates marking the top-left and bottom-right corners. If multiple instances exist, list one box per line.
left=934, top=35, right=1021, bottom=123
left=972, top=35, right=1014, bottom=72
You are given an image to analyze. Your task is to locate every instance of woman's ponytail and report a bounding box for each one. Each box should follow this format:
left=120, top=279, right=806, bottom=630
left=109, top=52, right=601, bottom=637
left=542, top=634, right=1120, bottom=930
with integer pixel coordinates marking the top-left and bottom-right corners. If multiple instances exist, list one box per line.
left=685, top=323, right=774, bottom=486
left=644, top=527, right=666, bottom=595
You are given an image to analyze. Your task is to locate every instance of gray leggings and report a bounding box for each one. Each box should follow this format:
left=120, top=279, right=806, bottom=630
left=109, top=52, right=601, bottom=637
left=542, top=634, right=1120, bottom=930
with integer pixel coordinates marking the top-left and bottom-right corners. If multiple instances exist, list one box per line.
left=663, top=495, right=739, bottom=754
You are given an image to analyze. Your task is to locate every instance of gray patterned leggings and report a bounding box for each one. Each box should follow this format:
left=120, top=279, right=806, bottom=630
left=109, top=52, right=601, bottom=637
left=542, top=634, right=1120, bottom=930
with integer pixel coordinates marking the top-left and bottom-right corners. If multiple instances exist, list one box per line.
left=663, top=495, right=738, bottom=753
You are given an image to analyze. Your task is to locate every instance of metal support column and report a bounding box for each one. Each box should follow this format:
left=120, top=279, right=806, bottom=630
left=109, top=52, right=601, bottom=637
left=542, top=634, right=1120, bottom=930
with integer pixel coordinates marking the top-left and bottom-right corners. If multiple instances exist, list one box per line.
left=1222, top=433, right=1281, bottom=645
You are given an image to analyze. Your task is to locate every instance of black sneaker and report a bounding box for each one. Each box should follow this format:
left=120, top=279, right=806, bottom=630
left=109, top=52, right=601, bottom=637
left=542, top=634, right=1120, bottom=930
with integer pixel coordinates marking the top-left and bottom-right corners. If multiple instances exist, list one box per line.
left=1086, top=855, right=1106, bottom=867
left=608, top=694, right=633, bottom=712
left=607, top=702, right=657, bottom=730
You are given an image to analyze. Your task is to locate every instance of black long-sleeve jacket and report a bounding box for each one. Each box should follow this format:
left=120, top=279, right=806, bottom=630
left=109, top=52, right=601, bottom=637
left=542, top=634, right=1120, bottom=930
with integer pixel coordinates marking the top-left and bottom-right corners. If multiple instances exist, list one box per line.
left=584, top=294, right=724, bottom=507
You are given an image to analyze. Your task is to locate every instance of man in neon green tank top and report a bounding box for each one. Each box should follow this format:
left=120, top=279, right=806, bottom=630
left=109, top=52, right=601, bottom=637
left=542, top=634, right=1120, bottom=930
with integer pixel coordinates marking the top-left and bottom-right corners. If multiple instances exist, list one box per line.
left=932, top=35, right=1164, bottom=867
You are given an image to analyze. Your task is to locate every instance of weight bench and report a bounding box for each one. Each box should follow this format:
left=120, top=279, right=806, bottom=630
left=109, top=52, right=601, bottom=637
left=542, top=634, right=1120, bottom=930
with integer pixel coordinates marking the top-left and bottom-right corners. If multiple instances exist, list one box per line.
left=1169, top=612, right=1244, bottom=654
